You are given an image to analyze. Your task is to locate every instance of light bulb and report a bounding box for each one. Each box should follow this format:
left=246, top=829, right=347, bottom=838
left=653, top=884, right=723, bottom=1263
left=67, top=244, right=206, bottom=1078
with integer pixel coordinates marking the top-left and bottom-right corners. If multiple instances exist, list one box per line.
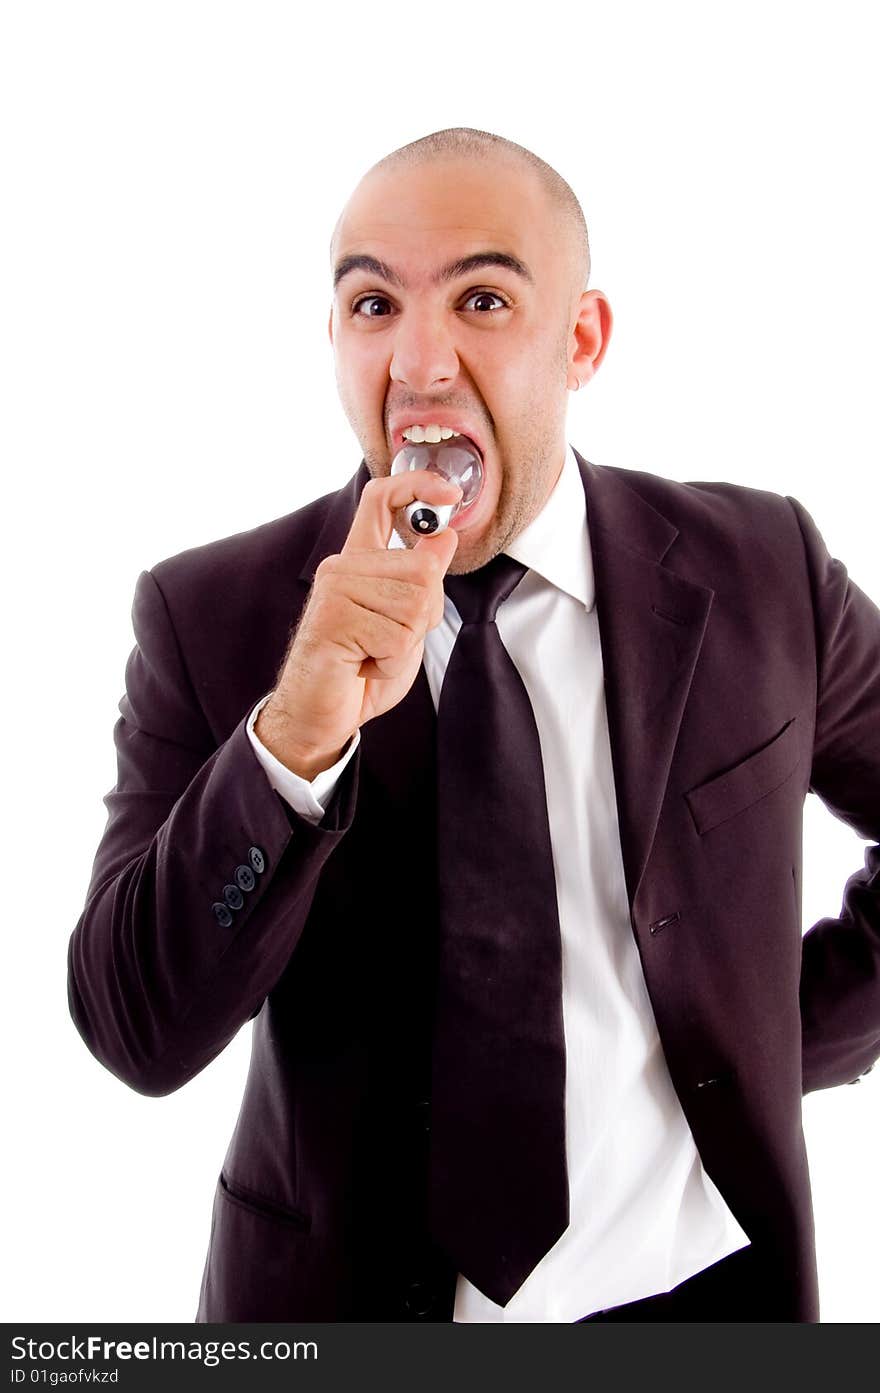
left=389, top=437, right=483, bottom=536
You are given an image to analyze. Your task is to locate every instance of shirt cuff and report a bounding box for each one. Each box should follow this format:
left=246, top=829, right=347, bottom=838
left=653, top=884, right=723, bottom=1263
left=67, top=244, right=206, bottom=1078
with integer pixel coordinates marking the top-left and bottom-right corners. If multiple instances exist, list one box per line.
left=246, top=693, right=361, bottom=825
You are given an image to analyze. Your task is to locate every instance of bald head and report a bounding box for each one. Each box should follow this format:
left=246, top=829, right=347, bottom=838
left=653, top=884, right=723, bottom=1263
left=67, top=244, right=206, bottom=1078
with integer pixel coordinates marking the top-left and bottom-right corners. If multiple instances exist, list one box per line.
left=330, top=127, right=591, bottom=302
left=326, top=126, right=612, bottom=574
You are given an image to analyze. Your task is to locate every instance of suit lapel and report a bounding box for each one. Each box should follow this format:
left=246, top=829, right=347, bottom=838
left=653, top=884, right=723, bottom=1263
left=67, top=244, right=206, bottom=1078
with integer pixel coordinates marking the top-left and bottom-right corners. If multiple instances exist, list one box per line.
left=574, top=448, right=715, bottom=911
left=300, top=461, right=372, bottom=584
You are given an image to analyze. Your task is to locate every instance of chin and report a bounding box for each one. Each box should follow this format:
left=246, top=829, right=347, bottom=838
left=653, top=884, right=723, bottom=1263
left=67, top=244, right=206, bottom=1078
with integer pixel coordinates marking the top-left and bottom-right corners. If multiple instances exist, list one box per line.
left=447, top=532, right=500, bottom=574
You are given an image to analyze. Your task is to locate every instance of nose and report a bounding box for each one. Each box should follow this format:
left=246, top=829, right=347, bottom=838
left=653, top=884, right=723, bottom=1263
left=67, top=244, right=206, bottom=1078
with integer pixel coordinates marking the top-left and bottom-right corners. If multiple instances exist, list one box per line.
left=389, top=309, right=459, bottom=392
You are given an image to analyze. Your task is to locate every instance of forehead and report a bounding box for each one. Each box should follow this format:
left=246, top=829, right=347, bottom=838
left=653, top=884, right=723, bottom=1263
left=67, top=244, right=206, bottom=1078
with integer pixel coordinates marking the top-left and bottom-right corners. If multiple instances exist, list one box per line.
left=333, top=157, right=553, bottom=280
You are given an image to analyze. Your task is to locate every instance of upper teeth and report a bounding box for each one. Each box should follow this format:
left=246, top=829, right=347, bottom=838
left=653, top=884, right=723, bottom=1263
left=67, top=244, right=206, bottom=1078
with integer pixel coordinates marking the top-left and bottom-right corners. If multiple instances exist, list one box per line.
left=402, top=425, right=460, bottom=443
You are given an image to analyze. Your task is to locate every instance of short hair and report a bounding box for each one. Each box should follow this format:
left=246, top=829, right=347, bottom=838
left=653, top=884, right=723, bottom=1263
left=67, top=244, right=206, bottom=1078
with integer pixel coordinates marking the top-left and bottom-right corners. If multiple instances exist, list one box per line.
left=333, top=126, right=591, bottom=294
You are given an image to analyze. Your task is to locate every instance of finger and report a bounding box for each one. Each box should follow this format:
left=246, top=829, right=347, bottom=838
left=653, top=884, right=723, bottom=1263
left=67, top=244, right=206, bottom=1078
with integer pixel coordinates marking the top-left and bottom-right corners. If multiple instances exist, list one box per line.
left=412, top=522, right=459, bottom=579
left=318, top=541, right=456, bottom=579
left=316, top=536, right=458, bottom=638
left=325, top=596, right=423, bottom=678
left=320, top=571, right=435, bottom=632
left=342, top=470, right=463, bottom=554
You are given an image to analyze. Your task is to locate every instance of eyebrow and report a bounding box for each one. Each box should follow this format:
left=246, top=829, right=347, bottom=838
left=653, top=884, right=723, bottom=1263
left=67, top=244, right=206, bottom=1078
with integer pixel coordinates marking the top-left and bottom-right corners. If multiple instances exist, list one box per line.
left=332, top=251, right=534, bottom=292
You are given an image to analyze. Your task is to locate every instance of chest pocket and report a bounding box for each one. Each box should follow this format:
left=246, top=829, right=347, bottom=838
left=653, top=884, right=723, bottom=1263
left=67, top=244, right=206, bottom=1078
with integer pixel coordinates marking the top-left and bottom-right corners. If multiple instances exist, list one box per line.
left=685, top=716, right=801, bottom=835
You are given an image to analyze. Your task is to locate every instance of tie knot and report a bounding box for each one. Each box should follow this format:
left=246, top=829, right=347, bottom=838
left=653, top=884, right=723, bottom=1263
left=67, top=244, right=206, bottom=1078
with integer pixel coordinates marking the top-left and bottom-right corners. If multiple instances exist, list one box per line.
left=443, top=553, right=529, bottom=624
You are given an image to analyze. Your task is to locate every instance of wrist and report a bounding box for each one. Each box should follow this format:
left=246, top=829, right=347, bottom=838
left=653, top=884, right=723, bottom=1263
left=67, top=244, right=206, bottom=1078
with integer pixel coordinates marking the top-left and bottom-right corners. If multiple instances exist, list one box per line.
left=255, top=701, right=353, bottom=781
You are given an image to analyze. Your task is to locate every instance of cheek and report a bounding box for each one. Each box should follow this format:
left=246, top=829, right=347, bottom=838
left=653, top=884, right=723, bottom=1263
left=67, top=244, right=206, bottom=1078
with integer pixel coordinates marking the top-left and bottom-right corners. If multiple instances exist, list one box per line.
left=490, top=344, right=552, bottom=416
left=335, top=344, right=386, bottom=416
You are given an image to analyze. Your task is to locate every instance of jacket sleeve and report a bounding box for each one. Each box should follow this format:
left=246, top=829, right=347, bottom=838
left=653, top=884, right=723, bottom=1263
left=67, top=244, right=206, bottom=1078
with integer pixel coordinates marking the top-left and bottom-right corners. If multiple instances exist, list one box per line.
left=67, top=567, right=359, bottom=1097
left=787, top=495, right=880, bottom=1092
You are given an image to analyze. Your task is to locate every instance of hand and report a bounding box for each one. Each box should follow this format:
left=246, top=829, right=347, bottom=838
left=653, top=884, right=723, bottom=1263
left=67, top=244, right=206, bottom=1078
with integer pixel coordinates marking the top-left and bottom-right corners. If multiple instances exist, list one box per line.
left=255, top=469, right=462, bottom=779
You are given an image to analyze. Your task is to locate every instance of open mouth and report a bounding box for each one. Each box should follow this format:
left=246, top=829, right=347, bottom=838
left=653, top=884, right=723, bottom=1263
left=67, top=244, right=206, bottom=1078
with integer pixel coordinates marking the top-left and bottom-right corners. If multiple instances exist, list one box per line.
left=404, top=426, right=483, bottom=455
left=394, top=423, right=485, bottom=460
left=389, top=425, right=486, bottom=518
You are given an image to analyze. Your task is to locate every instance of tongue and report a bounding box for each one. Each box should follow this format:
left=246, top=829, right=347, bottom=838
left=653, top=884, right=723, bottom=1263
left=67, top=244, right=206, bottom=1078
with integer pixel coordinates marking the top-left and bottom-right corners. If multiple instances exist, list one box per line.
left=391, top=437, right=483, bottom=509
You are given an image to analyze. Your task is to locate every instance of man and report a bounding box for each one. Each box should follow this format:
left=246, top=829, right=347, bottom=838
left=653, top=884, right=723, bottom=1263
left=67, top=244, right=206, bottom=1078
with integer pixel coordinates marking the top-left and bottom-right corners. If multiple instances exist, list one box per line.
left=68, top=127, right=880, bottom=1323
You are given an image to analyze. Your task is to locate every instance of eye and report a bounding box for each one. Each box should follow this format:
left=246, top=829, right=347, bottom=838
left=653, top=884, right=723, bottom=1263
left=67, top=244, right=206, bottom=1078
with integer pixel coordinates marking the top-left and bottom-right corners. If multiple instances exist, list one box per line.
left=350, top=289, right=511, bottom=318
left=351, top=294, right=394, bottom=318
left=462, top=290, right=509, bottom=313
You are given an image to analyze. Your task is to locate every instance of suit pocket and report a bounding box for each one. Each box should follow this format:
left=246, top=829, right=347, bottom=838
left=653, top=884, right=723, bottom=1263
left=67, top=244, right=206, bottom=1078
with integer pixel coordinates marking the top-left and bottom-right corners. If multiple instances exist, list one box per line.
left=197, top=1171, right=331, bottom=1321
left=685, top=716, right=801, bottom=835
left=218, top=1170, right=311, bottom=1231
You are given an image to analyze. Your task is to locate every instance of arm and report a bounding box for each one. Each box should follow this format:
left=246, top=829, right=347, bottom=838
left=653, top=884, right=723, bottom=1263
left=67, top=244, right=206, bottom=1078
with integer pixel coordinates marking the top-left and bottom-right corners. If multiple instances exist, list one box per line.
left=787, top=495, right=880, bottom=1092
left=69, top=468, right=460, bottom=1100
left=67, top=568, right=359, bottom=1098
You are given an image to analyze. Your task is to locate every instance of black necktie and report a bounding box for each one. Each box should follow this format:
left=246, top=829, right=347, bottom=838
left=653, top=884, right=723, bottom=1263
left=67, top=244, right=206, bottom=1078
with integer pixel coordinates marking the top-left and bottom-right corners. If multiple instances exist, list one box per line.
left=427, top=553, right=569, bottom=1306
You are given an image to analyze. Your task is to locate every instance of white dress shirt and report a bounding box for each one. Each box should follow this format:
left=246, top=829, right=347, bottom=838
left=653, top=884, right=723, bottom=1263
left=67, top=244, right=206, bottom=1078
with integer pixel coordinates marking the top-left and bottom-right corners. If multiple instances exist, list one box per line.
left=246, top=444, right=751, bottom=1322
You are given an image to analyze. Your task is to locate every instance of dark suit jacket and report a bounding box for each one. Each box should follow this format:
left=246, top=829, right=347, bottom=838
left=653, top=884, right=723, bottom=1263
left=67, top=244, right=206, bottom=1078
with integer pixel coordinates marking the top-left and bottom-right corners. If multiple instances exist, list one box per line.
left=67, top=450, right=880, bottom=1322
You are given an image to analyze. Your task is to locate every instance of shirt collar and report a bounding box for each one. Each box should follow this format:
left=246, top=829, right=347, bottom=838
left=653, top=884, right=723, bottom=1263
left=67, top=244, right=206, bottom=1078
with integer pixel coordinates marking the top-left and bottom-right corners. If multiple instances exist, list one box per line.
left=505, top=443, right=594, bottom=611
left=389, top=442, right=595, bottom=612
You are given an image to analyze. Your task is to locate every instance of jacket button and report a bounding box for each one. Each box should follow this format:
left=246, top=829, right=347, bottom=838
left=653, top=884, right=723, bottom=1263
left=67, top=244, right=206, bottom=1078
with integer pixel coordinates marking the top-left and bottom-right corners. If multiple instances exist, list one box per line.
left=649, top=910, right=681, bottom=935
left=248, top=846, right=266, bottom=874
left=235, top=864, right=256, bottom=892
left=404, top=1280, right=435, bottom=1317
left=696, top=1073, right=727, bottom=1089
left=223, top=884, right=244, bottom=911
left=212, top=902, right=234, bottom=928
left=416, top=1100, right=431, bottom=1134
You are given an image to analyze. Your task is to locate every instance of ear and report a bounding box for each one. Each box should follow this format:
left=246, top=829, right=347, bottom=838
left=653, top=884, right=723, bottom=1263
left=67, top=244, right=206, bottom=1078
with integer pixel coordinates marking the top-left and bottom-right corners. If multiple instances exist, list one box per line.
left=568, top=290, right=613, bottom=389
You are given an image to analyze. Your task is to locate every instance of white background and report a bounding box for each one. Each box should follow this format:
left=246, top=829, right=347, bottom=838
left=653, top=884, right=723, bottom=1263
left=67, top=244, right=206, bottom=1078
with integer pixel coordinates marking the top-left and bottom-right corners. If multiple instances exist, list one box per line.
left=2, top=0, right=877, bottom=1323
